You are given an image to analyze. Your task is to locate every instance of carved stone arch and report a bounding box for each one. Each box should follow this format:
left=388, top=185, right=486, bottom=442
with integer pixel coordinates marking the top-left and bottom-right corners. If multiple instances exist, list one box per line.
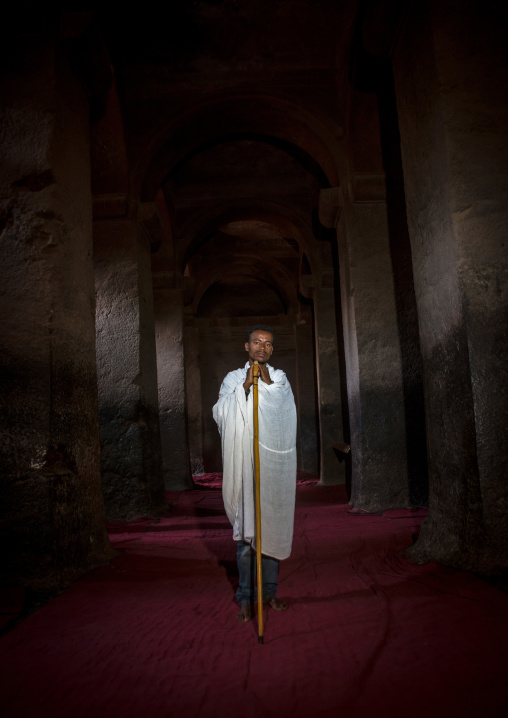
left=179, top=200, right=319, bottom=277
left=135, top=92, right=343, bottom=201
left=192, top=258, right=300, bottom=318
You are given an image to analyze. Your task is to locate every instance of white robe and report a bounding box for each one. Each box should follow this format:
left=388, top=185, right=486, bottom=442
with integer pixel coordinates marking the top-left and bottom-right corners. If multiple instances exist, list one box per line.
left=212, top=362, right=297, bottom=560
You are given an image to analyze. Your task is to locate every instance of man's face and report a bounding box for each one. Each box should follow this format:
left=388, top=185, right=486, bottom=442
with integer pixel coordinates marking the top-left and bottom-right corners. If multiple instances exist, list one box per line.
left=245, top=330, right=274, bottom=365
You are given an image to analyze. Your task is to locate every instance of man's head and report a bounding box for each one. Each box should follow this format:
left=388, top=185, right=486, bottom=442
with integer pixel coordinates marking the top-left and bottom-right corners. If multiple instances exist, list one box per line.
left=245, top=325, right=274, bottom=365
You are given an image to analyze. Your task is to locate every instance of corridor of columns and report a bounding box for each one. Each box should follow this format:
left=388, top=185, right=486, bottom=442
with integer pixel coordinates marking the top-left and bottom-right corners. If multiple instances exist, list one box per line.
left=1, top=0, right=507, bottom=703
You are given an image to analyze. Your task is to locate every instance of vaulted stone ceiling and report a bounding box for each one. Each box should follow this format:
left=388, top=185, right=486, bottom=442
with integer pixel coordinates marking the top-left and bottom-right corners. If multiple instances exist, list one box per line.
left=94, top=0, right=358, bottom=321
left=166, top=137, right=317, bottom=317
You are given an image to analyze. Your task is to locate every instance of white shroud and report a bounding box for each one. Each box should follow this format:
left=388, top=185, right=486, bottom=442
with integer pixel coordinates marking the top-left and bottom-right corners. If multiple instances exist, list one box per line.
left=213, top=362, right=297, bottom=560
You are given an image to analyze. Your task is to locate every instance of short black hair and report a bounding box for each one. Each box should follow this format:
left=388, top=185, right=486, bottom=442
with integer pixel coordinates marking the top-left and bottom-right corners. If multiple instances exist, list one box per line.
left=245, top=325, right=275, bottom=344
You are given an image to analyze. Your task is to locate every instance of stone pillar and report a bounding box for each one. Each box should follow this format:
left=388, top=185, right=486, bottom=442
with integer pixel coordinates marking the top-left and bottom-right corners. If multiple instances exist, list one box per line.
left=393, top=0, right=508, bottom=572
left=153, top=283, right=194, bottom=489
left=301, top=228, right=346, bottom=486
left=94, top=219, right=166, bottom=519
left=313, top=274, right=346, bottom=485
left=0, top=42, right=112, bottom=591
left=294, top=321, right=319, bottom=476
left=147, top=197, right=194, bottom=489
left=184, top=324, right=205, bottom=476
left=325, top=185, right=409, bottom=510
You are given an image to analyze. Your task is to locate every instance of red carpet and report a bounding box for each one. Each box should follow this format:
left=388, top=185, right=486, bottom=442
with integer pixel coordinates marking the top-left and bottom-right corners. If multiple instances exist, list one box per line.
left=1, top=475, right=507, bottom=717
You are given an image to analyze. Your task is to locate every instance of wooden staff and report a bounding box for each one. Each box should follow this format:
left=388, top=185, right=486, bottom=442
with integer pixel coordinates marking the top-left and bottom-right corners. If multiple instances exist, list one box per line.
left=252, top=360, right=264, bottom=645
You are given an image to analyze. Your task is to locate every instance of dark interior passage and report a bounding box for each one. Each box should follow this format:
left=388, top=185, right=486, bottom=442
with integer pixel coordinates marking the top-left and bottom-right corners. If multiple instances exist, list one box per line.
left=1, top=0, right=507, bottom=683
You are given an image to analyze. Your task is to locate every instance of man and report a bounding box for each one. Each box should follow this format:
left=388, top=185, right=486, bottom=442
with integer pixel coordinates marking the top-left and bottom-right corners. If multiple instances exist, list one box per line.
left=213, top=325, right=297, bottom=623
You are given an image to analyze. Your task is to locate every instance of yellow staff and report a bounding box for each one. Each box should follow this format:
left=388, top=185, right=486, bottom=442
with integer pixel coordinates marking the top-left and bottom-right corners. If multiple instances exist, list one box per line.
left=252, top=360, right=264, bottom=645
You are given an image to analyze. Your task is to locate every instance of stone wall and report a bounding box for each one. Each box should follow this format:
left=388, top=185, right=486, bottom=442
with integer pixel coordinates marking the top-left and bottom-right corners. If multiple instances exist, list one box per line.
left=394, top=0, right=508, bottom=574
left=0, top=40, right=113, bottom=591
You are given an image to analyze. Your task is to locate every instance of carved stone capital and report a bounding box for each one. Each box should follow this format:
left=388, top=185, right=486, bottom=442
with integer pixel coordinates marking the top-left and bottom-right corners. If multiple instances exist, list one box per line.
left=318, top=187, right=343, bottom=229
left=299, top=274, right=317, bottom=299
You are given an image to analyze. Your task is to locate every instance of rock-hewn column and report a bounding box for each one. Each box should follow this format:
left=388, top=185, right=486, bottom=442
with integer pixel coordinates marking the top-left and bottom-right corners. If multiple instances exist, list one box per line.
left=301, top=234, right=346, bottom=486
left=313, top=276, right=346, bottom=485
left=184, top=324, right=205, bottom=476
left=147, top=197, right=194, bottom=489
left=394, top=0, right=508, bottom=572
left=153, top=283, right=194, bottom=489
left=0, top=43, right=112, bottom=591
left=294, top=321, right=319, bottom=476
left=325, top=185, right=409, bottom=509
left=94, top=219, right=166, bottom=519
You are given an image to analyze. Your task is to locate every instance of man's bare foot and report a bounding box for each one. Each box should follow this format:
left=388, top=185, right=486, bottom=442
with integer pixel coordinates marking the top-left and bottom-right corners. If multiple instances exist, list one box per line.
left=264, top=596, right=289, bottom=611
left=236, top=603, right=252, bottom=622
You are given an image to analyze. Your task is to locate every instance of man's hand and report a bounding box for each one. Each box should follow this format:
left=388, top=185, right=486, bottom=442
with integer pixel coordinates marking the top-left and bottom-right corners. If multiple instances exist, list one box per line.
left=258, top=363, right=272, bottom=385
left=243, top=362, right=272, bottom=393
left=243, top=364, right=254, bottom=393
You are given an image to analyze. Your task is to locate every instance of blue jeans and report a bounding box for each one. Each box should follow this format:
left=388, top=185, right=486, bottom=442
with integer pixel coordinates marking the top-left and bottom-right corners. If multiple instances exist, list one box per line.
left=236, top=540, right=279, bottom=605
